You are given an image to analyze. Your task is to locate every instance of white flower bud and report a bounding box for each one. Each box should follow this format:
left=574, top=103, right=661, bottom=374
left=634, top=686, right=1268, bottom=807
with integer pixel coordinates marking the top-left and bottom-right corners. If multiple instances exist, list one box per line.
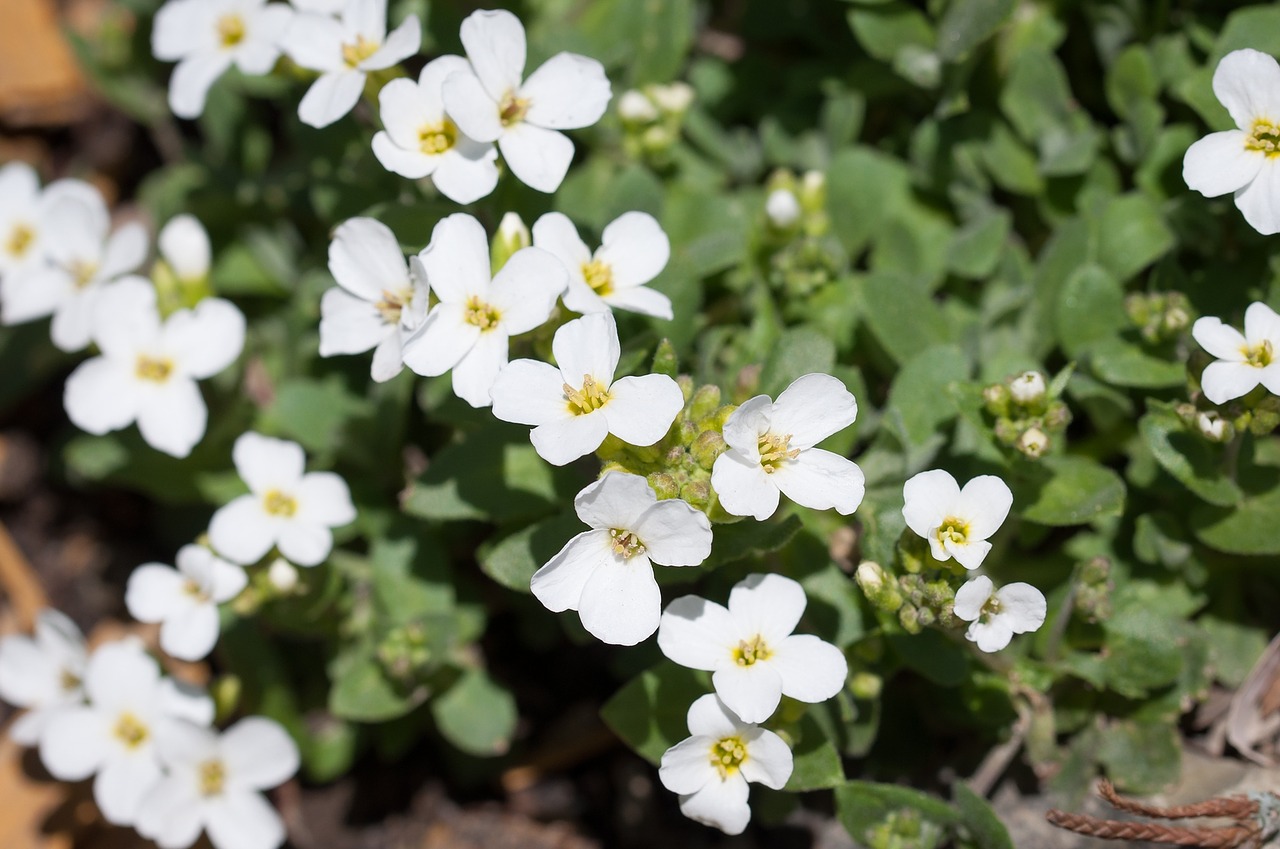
left=618, top=89, right=659, bottom=123
left=267, top=557, right=299, bottom=593
left=801, top=170, right=826, bottom=197
left=855, top=561, right=886, bottom=593
left=650, top=81, right=695, bottom=115
left=765, top=189, right=802, bottom=228
left=1018, top=427, right=1049, bottom=458
left=496, top=212, right=530, bottom=251
left=1009, top=370, right=1047, bottom=404
left=1197, top=412, right=1230, bottom=442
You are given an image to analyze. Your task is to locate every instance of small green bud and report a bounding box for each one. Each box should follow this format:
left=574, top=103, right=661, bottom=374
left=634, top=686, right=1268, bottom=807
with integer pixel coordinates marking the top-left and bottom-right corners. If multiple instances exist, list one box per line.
left=850, top=671, right=882, bottom=700
left=490, top=212, right=530, bottom=273
left=993, top=417, right=1020, bottom=446
left=691, top=429, right=727, bottom=470
left=689, top=384, right=722, bottom=422
left=652, top=338, right=678, bottom=378
left=1044, top=400, right=1072, bottom=429
left=680, top=479, right=711, bottom=508
left=982, top=383, right=1011, bottom=417
left=898, top=604, right=922, bottom=634
left=211, top=675, right=242, bottom=724
left=856, top=562, right=903, bottom=613
left=677, top=374, right=695, bottom=403
left=1079, top=556, right=1110, bottom=585
left=648, top=472, right=680, bottom=500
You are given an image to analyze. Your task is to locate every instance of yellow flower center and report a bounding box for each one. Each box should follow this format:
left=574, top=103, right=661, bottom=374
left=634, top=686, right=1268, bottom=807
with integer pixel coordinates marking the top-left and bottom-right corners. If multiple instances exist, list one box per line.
left=342, top=35, right=380, bottom=68
left=732, top=634, right=771, bottom=667
left=182, top=578, right=211, bottom=603
left=113, top=713, right=149, bottom=750
left=418, top=120, right=458, bottom=156
left=375, top=288, right=412, bottom=325
left=499, top=90, right=530, bottom=126
left=608, top=528, right=645, bottom=559
left=217, top=13, right=246, bottom=49
left=463, top=296, right=501, bottom=331
left=198, top=759, right=226, bottom=797
left=135, top=355, right=174, bottom=383
left=5, top=223, right=35, bottom=258
left=70, top=259, right=98, bottom=288
left=263, top=489, right=298, bottom=517
left=936, top=517, right=970, bottom=548
left=1244, top=339, right=1274, bottom=368
left=581, top=259, right=614, bottom=296
left=564, top=374, right=611, bottom=415
left=757, top=432, right=799, bottom=473
left=1246, top=119, right=1280, bottom=155
left=59, top=668, right=81, bottom=694
left=710, top=735, right=748, bottom=779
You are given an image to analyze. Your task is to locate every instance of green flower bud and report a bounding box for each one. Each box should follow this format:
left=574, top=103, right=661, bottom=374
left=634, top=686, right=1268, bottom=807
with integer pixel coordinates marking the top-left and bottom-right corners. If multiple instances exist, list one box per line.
left=689, top=384, right=722, bottom=422
left=211, top=675, right=242, bottom=724
left=898, top=604, right=922, bottom=634
left=1044, top=400, right=1072, bottom=430
left=680, top=479, right=711, bottom=509
left=677, top=374, right=695, bottom=403
left=850, top=671, right=883, bottom=700
left=691, top=429, right=727, bottom=470
left=648, top=472, right=680, bottom=500
left=982, top=383, right=1011, bottom=417
left=856, top=562, right=903, bottom=613
left=652, top=338, right=678, bottom=378
left=490, top=212, right=530, bottom=273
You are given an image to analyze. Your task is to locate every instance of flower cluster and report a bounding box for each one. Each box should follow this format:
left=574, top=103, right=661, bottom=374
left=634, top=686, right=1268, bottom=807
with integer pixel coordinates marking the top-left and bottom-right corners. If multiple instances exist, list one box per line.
left=981, top=369, right=1071, bottom=460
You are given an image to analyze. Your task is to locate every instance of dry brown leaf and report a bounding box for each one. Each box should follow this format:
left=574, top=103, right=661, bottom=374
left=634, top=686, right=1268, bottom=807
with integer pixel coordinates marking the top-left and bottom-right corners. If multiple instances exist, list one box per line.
left=0, top=0, right=95, bottom=126
left=0, top=724, right=72, bottom=849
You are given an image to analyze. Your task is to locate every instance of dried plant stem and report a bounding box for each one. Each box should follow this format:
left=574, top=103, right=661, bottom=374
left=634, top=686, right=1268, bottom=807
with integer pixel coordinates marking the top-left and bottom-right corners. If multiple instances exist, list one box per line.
left=1044, top=810, right=1259, bottom=849
left=1097, top=780, right=1260, bottom=822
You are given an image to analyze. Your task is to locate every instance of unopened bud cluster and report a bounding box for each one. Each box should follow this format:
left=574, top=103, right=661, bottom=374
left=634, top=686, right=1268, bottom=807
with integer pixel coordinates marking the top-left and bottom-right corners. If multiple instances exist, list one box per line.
left=618, top=82, right=696, bottom=166
left=760, top=169, right=841, bottom=298
left=376, top=622, right=434, bottom=684
left=1073, top=557, right=1113, bottom=624
left=1177, top=391, right=1280, bottom=438
left=1126, top=291, right=1193, bottom=344
left=983, top=369, right=1071, bottom=459
left=855, top=559, right=956, bottom=636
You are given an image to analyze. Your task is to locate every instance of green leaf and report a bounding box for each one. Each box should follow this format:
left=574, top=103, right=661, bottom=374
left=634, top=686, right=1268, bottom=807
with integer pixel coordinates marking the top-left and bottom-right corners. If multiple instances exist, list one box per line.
left=861, top=274, right=953, bottom=364
left=1094, top=194, right=1175, bottom=281
left=1088, top=338, right=1186, bottom=389
left=329, top=637, right=429, bottom=722
left=886, top=629, right=970, bottom=687
left=847, top=5, right=934, bottom=63
left=1139, top=411, right=1242, bottom=506
left=1015, top=455, right=1126, bottom=526
left=577, top=0, right=694, bottom=84
left=601, top=662, right=707, bottom=764
left=936, top=0, right=1015, bottom=62
left=370, top=532, right=456, bottom=624
left=431, top=668, right=518, bottom=757
left=1192, top=484, right=1280, bottom=555
left=705, top=514, right=804, bottom=569
left=760, top=326, right=837, bottom=397
left=783, top=713, right=846, bottom=791
left=836, top=781, right=959, bottom=846
left=827, top=147, right=912, bottom=256
left=1056, top=264, right=1125, bottom=358
left=1000, top=49, right=1099, bottom=175
left=263, top=377, right=372, bottom=455
left=884, top=344, right=970, bottom=448
left=1097, top=720, right=1181, bottom=793
left=946, top=210, right=1011, bottom=280
left=953, top=783, right=1015, bottom=849
left=478, top=512, right=586, bottom=594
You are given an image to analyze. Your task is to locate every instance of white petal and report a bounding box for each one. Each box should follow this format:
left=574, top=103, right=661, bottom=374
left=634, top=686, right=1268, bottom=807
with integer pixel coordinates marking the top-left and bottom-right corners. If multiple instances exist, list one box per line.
left=234, top=432, right=305, bottom=492
left=1182, top=131, right=1262, bottom=198
left=902, top=469, right=960, bottom=539
left=136, top=774, right=204, bottom=848
left=99, top=223, right=149, bottom=281
left=94, top=751, right=162, bottom=826
left=208, top=495, right=278, bottom=565
left=432, top=143, right=500, bottom=204
left=1192, top=316, right=1247, bottom=362
left=372, top=131, right=435, bottom=179
left=0, top=637, right=58, bottom=708
left=205, top=791, right=286, bottom=849
left=276, top=522, right=333, bottom=567
left=280, top=13, right=343, bottom=71
left=953, top=576, right=994, bottom=621
left=358, top=14, right=420, bottom=71
left=159, top=603, right=220, bottom=661
left=369, top=332, right=404, bottom=382
left=946, top=537, right=992, bottom=570
left=295, top=472, right=356, bottom=526
left=968, top=618, right=1014, bottom=653
left=658, top=735, right=715, bottom=795
left=152, top=0, right=208, bottom=60
left=712, top=662, right=783, bottom=724
left=90, top=276, right=159, bottom=357
left=1213, top=49, right=1280, bottom=131
left=10, top=710, right=51, bottom=747
left=491, top=359, right=573, bottom=426
left=450, top=329, right=508, bottom=408
left=773, top=634, right=847, bottom=704
left=329, top=217, right=408, bottom=301
left=996, top=583, right=1047, bottom=634
left=221, top=717, right=300, bottom=790
left=711, top=451, right=779, bottom=521
left=1201, top=361, right=1262, bottom=404
left=553, top=312, right=619, bottom=386
left=679, top=776, right=752, bottom=835
left=84, top=640, right=159, bottom=709
left=529, top=531, right=610, bottom=612
left=159, top=215, right=211, bottom=281
left=720, top=395, right=771, bottom=456
left=657, top=596, right=738, bottom=671
left=686, top=693, right=746, bottom=737
left=64, top=358, right=142, bottom=435
left=164, top=298, right=246, bottom=379
left=529, top=413, right=610, bottom=466
left=298, top=70, right=365, bottom=128
left=955, top=475, right=1013, bottom=540
left=632, top=499, right=712, bottom=567
left=521, top=52, right=611, bottom=130
left=498, top=124, right=575, bottom=193
left=458, top=9, right=525, bottom=102
left=769, top=373, right=858, bottom=450
left=209, top=556, right=249, bottom=603
left=419, top=213, right=492, bottom=303
left=51, top=288, right=104, bottom=353
left=319, top=287, right=389, bottom=355
left=401, top=304, right=480, bottom=376
left=577, top=554, right=661, bottom=645
left=739, top=728, right=794, bottom=790
left=573, top=471, right=654, bottom=530
left=597, top=212, right=669, bottom=288
left=156, top=678, right=214, bottom=726
left=771, top=448, right=865, bottom=515
left=40, top=708, right=109, bottom=780
left=1234, top=159, right=1280, bottom=236
left=1260, top=362, right=1280, bottom=396
left=488, top=246, right=567, bottom=334
left=601, top=285, right=673, bottom=320
left=377, top=74, right=438, bottom=146
left=561, top=279, right=610, bottom=315
left=440, top=70, right=502, bottom=143
left=137, top=378, right=208, bottom=458
left=343, top=0, right=387, bottom=43
left=169, top=53, right=233, bottom=119
left=728, top=573, right=807, bottom=645
left=531, top=212, right=591, bottom=271
left=1, top=268, right=73, bottom=324
left=125, top=564, right=187, bottom=624
left=1245, top=301, right=1280, bottom=346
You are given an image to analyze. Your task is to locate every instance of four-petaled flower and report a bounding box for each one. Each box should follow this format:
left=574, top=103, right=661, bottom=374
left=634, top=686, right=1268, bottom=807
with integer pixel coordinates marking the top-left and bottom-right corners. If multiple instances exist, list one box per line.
left=657, top=694, right=792, bottom=836
left=208, top=432, right=357, bottom=566
left=658, top=573, right=847, bottom=723
left=400, top=213, right=567, bottom=407
left=0, top=164, right=97, bottom=283
left=152, top=0, right=295, bottom=119
left=319, top=217, right=426, bottom=382
left=530, top=472, right=712, bottom=646
left=63, top=277, right=246, bottom=458
left=490, top=312, right=684, bottom=465
left=952, top=575, right=1046, bottom=653
left=711, top=373, right=864, bottom=521
left=442, top=9, right=611, bottom=192
left=1184, top=49, right=1280, bottom=235
left=126, top=545, right=249, bottom=662
left=0, top=609, right=87, bottom=746
left=283, top=0, right=421, bottom=128
left=532, top=211, right=673, bottom=319
left=372, top=55, right=500, bottom=204
left=1192, top=301, right=1280, bottom=404
left=901, top=469, right=1012, bottom=570
left=137, top=717, right=299, bottom=849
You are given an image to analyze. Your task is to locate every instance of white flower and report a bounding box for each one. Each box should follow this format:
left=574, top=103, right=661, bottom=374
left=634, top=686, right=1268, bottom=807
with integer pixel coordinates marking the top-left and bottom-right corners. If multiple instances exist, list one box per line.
left=530, top=472, right=712, bottom=646
left=765, top=189, right=801, bottom=228
left=400, top=213, right=567, bottom=408
left=441, top=9, right=611, bottom=192
left=152, top=0, right=294, bottom=119
left=711, top=373, right=864, bottom=521
left=372, top=56, right=499, bottom=204
left=39, top=639, right=213, bottom=827
left=953, top=575, right=1046, bottom=653
left=0, top=609, right=87, bottom=746
left=2, top=185, right=147, bottom=352
left=0, top=164, right=98, bottom=281
left=208, top=432, right=356, bottom=566
left=282, top=0, right=421, bottom=129
left=658, top=573, right=847, bottom=724
left=1183, top=49, right=1280, bottom=235
left=658, top=694, right=792, bottom=836
left=319, top=217, right=425, bottom=382
left=137, top=716, right=299, bottom=849
left=490, top=313, right=684, bottom=465
left=1192, top=302, right=1280, bottom=404
left=532, top=211, right=673, bottom=319
left=290, top=0, right=344, bottom=13
left=159, top=214, right=212, bottom=283
left=63, top=277, right=245, bottom=457
left=126, top=545, right=248, bottom=662
left=901, top=469, right=1012, bottom=571
left=1009, top=370, right=1046, bottom=404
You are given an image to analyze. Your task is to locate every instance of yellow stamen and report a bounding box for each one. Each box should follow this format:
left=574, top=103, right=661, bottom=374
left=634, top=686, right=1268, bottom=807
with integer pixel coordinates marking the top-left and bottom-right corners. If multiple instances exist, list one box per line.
left=463, top=296, right=501, bottom=331
left=375, top=288, right=411, bottom=325
left=1244, top=339, right=1274, bottom=368
left=936, top=517, right=970, bottom=548
left=608, top=528, right=645, bottom=559
left=5, top=223, right=35, bottom=258
left=757, top=432, right=799, bottom=473
left=1246, top=119, right=1280, bottom=156
left=70, top=260, right=98, bottom=288
left=113, top=713, right=149, bottom=750
left=563, top=374, right=611, bottom=415
left=217, top=14, right=246, bottom=48
left=135, top=355, right=174, bottom=383
left=263, top=489, right=298, bottom=517
left=198, top=759, right=226, bottom=796
left=732, top=634, right=771, bottom=667
left=581, top=259, right=614, bottom=296
left=342, top=35, right=380, bottom=68
left=59, top=669, right=81, bottom=694
left=418, top=120, right=458, bottom=156
left=499, top=91, right=530, bottom=126
left=710, top=736, right=748, bottom=779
